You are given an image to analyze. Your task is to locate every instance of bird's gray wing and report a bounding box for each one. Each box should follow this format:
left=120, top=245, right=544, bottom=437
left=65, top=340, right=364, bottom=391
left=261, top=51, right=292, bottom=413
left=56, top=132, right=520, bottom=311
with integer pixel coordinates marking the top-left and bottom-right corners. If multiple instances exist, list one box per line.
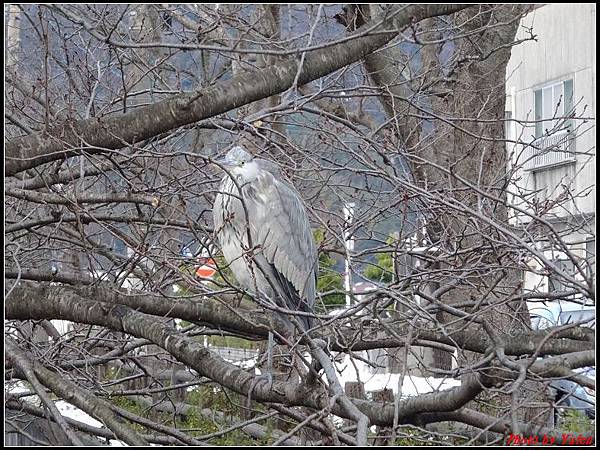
left=248, top=172, right=318, bottom=314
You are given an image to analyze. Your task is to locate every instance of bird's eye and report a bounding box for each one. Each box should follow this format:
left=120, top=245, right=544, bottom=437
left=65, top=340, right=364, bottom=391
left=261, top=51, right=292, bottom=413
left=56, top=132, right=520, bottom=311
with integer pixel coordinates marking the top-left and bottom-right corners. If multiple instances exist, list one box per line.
left=240, top=161, right=245, bottom=166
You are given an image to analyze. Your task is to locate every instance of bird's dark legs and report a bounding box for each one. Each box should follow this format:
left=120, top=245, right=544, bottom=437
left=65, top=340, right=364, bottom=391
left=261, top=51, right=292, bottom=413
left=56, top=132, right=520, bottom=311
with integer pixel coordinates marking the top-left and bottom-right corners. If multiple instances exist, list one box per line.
left=265, top=330, right=274, bottom=387
left=246, top=331, right=275, bottom=411
left=253, top=330, right=275, bottom=386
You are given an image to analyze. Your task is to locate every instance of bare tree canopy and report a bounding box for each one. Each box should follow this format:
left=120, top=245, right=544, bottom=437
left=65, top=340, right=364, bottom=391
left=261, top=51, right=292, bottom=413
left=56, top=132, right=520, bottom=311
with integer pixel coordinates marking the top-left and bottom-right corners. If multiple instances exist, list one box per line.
left=5, top=4, right=595, bottom=446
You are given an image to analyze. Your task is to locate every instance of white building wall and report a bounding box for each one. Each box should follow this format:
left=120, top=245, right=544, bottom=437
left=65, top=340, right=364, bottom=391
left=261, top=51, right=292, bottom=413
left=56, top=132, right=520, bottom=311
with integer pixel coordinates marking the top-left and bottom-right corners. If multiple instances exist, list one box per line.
left=506, top=4, right=595, bottom=323
left=506, top=4, right=596, bottom=223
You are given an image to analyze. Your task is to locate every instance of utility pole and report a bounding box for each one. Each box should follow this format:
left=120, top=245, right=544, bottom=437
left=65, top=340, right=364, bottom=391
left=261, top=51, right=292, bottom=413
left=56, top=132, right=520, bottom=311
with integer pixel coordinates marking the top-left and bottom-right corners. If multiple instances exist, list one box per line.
left=343, top=202, right=355, bottom=306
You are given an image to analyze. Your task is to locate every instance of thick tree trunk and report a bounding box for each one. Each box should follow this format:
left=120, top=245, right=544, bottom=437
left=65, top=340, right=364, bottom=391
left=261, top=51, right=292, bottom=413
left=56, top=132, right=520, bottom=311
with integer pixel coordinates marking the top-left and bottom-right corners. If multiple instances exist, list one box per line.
left=355, top=4, right=549, bottom=426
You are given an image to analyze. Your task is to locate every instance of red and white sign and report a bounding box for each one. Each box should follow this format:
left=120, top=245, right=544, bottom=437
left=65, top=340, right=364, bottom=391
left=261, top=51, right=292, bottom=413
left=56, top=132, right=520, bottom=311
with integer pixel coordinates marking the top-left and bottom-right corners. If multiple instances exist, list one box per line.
left=195, top=257, right=217, bottom=278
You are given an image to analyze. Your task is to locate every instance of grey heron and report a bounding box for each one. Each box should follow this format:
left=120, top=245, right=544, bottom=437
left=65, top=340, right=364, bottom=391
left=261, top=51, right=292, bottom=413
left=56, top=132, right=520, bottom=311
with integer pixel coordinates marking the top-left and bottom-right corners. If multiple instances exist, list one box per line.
left=212, top=149, right=361, bottom=430
left=212, top=146, right=318, bottom=334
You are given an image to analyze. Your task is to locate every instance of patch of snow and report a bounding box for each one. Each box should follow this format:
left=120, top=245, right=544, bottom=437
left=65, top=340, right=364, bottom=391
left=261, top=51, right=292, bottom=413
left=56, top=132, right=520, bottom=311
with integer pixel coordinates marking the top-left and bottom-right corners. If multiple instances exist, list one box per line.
left=55, top=401, right=125, bottom=446
left=333, top=353, right=461, bottom=397
left=56, top=400, right=103, bottom=427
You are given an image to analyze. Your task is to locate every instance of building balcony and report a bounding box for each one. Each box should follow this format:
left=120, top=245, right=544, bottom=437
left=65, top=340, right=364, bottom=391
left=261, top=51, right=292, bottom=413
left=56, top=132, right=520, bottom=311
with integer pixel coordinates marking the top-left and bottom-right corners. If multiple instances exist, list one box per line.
left=523, top=131, right=576, bottom=171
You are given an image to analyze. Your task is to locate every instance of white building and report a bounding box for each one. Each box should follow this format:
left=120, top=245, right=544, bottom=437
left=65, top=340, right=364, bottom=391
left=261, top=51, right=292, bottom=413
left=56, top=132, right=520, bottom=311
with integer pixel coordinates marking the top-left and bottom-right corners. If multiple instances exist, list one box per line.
left=505, top=4, right=595, bottom=326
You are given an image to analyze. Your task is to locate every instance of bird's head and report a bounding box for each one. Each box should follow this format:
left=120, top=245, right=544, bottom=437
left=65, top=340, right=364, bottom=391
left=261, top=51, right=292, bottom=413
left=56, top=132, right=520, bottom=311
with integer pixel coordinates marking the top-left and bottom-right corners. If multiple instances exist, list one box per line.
left=217, top=146, right=254, bottom=170
left=216, top=146, right=280, bottom=180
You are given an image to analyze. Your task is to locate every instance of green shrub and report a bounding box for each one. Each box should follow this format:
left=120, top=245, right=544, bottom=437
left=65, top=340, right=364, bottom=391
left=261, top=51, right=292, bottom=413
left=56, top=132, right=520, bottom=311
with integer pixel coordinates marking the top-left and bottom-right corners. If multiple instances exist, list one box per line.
left=314, top=229, right=345, bottom=308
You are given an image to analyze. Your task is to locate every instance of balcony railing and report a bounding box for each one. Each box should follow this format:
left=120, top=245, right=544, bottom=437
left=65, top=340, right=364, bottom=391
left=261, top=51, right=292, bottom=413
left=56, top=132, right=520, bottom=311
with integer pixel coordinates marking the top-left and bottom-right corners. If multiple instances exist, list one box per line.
left=209, top=345, right=259, bottom=364
left=523, top=132, right=576, bottom=171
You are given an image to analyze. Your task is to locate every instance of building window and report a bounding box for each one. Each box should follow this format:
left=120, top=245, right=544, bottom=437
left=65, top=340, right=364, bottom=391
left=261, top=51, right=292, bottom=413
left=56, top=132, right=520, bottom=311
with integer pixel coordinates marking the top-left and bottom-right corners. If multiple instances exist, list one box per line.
left=534, top=79, right=574, bottom=138
left=522, top=80, right=575, bottom=171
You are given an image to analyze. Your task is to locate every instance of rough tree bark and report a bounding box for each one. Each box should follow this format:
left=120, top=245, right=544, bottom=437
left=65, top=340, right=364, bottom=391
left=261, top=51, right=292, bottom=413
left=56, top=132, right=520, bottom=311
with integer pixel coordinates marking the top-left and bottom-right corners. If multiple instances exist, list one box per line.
left=352, top=3, right=549, bottom=426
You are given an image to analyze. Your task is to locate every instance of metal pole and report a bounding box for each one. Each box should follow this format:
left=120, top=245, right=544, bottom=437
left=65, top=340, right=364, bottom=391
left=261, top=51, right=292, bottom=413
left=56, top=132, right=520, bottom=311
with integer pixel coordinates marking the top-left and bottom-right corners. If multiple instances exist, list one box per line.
left=343, top=202, right=355, bottom=306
